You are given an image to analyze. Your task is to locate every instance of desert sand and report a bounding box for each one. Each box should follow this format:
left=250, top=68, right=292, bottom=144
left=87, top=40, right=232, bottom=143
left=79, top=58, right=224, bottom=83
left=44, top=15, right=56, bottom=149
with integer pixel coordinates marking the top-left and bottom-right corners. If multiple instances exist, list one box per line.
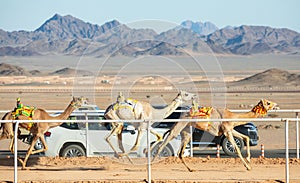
left=0, top=156, right=300, bottom=183
left=1, top=55, right=300, bottom=182
left=0, top=89, right=299, bottom=183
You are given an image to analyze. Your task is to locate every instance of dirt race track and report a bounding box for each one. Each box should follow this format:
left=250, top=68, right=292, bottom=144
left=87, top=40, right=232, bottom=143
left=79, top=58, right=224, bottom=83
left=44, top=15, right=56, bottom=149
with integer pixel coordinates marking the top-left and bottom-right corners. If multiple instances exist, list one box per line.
left=0, top=156, right=300, bottom=183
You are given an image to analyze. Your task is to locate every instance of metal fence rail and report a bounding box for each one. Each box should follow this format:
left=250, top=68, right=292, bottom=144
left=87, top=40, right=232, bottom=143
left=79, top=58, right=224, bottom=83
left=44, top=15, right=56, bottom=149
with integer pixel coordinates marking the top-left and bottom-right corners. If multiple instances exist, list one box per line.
left=1, top=108, right=299, bottom=160
left=1, top=117, right=298, bottom=183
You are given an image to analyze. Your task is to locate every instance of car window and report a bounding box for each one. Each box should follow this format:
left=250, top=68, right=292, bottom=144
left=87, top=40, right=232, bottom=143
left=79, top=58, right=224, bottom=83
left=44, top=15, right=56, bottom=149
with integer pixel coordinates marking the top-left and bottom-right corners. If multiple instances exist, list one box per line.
left=60, top=122, right=79, bottom=130
left=61, top=115, right=107, bottom=130
left=152, top=106, right=189, bottom=128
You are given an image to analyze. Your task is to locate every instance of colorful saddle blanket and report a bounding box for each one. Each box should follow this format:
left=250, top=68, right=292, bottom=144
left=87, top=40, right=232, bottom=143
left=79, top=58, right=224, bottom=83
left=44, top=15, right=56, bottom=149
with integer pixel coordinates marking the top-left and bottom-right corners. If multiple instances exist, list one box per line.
left=12, top=105, right=36, bottom=120
left=12, top=105, right=36, bottom=130
left=189, top=106, right=213, bottom=118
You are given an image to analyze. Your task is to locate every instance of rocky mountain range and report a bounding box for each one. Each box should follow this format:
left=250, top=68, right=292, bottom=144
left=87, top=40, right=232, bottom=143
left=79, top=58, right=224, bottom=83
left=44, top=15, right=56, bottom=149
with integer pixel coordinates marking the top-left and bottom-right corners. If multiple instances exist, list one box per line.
left=0, top=14, right=299, bottom=57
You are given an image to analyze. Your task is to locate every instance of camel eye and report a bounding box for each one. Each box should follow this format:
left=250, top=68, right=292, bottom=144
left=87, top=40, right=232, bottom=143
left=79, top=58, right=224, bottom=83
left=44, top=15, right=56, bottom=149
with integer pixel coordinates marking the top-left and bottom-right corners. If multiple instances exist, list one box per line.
left=267, top=102, right=270, bottom=105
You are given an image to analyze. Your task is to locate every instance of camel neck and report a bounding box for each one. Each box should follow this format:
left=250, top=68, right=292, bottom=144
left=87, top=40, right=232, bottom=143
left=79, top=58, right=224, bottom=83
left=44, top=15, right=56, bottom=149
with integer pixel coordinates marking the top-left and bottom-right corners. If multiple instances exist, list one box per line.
left=236, top=111, right=261, bottom=118
left=157, top=96, right=182, bottom=119
left=232, top=106, right=266, bottom=119
left=50, top=103, right=76, bottom=124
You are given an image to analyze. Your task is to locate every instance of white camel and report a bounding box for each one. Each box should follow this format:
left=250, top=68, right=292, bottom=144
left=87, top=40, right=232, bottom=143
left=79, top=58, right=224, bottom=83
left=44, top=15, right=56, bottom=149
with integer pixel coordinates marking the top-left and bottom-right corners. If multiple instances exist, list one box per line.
left=104, top=90, right=196, bottom=157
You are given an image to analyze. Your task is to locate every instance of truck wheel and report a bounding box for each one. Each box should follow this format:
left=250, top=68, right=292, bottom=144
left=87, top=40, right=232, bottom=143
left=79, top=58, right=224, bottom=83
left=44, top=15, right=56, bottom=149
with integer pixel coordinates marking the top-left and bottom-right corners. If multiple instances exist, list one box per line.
left=151, top=142, right=173, bottom=157
left=221, top=137, right=244, bottom=156
left=61, top=144, right=86, bottom=157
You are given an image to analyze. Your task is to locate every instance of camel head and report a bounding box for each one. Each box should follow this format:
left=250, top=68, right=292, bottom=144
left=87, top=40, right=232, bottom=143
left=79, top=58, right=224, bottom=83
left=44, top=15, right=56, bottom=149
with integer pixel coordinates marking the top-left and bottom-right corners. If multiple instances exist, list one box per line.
left=260, top=99, right=277, bottom=111
left=70, top=96, right=86, bottom=108
left=252, top=99, right=277, bottom=115
left=178, top=90, right=197, bottom=102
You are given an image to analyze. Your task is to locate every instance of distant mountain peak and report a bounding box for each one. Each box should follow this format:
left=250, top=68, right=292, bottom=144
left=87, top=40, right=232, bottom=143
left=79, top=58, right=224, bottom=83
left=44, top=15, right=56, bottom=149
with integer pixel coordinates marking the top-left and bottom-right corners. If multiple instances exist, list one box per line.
left=50, top=67, right=93, bottom=76
left=35, top=14, right=86, bottom=32
left=180, top=20, right=218, bottom=35
left=51, top=13, right=63, bottom=20
left=0, top=63, right=30, bottom=76
left=100, top=19, right=123, bottom=33
left=234, top=68, right=300, bottom=86
left=105, top=19, right=121, bottom=27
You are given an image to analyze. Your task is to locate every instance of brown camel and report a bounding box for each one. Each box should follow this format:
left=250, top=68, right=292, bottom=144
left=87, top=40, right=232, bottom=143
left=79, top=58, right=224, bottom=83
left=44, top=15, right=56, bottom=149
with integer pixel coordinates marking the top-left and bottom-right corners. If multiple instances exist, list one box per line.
left=0, top=96, right=85, bottom=169
left=153, top=99, right=277, bottom=171
left=104, top=91, right=196, bottom=157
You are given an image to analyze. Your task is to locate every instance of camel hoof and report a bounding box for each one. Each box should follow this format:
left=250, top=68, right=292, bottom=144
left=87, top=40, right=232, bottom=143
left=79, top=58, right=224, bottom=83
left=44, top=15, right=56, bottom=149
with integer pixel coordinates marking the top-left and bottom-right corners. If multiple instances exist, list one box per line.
left=130, top=147, right=138, bottom=151
left=118, top=153, right=129, bottom=158
left=114, top=153, right=120, bottom=158
left=246, top=166, right=252, bottom=171
left=246, top=157, right=251, bottom=163
left=152, top=156, right=159, bottom=162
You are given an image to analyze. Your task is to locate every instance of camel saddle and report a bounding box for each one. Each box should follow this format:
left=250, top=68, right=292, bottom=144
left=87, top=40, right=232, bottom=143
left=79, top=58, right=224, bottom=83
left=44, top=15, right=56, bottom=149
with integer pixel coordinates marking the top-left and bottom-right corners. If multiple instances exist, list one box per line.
left=189, top=106, right=213, bottom=118
left=113, top=98, right=138, bottom=112
left=12, top=105, right=36, bottom=130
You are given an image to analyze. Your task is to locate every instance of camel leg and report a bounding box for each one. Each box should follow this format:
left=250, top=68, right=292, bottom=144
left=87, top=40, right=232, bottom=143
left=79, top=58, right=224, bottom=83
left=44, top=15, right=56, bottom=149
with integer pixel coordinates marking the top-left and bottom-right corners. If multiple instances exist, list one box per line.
left=148, top=129, right=163, bottom=153
left=153, top=122, right=188, bottom=161
left=9, top=137, right=15, bottom=153
left=129, top=127, right=143, bottom=152
left=225, top=131, right=251, bottom=171
left=118, top=126, right=143, bottom=158
left=116, top=131, right=134, bottom=164
left=178, top=128, right=194, bottom=172
left=105, top=123, right=124, bottom=157
left=117, top=132, right=125, bottom=153
left=0, top=132, right=13, bottom=141
left=232, top=129, right=251, bottom=163
left=30, top=135, right=48, bottom=155
left=18, top=135, right=40, bottom=169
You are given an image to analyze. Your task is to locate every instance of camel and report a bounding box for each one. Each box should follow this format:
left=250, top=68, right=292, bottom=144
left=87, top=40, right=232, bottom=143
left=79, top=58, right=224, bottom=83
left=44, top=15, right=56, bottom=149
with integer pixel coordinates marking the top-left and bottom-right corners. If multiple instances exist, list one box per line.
left=153, top=99, right=277, bottom=172
left=104, top=90, right=196, bottom=157
left=0, top=96, right=85, bottom=169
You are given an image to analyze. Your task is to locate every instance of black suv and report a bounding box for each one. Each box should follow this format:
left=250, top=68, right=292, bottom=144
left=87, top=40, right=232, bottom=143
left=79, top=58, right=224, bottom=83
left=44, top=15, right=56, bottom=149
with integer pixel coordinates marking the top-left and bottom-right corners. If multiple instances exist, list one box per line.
left=152, top=106, right=259, bottom=156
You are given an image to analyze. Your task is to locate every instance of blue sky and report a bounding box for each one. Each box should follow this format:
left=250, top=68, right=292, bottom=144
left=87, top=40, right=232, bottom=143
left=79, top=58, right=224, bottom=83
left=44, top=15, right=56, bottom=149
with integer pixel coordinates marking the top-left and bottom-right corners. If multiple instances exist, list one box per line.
left=0, top=0, right=299, bottom=32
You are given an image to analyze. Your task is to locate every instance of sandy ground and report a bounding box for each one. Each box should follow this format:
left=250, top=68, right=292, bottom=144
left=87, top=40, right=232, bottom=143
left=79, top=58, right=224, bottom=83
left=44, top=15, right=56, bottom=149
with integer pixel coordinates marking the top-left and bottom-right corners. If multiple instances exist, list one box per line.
left=1, top=89, right=300, bottom=182
left=1, top=76, right=300, bottom=182
left=0, top=156, right=300, bottom=183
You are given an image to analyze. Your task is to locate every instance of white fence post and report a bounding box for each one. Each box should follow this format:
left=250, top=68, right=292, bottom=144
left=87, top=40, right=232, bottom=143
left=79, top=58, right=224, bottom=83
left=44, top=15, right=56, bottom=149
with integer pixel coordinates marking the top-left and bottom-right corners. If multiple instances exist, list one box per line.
left=285, top=119, right=289, bottom=183
left=190, top=125, right=193, bottom=157
left=147, top=120, right=151, bottom=183
left=85, top=112, right=89, bottom=157
left=296, top=112, right=299, bottom=159
left=14, top=121, right=19, bottom=183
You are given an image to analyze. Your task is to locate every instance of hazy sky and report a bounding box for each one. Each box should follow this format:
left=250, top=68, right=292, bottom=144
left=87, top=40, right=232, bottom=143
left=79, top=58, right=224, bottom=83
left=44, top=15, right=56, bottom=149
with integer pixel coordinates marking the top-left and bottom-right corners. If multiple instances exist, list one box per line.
left=0, top=0, right=299, bottom=32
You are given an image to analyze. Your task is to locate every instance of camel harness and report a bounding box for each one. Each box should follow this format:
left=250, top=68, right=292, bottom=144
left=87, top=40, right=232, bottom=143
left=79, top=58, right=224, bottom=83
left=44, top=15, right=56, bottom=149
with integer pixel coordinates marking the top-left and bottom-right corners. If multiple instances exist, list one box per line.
left=251, top=105, right=267, bottom=116
left=113, top=98, right=138, bottom=113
